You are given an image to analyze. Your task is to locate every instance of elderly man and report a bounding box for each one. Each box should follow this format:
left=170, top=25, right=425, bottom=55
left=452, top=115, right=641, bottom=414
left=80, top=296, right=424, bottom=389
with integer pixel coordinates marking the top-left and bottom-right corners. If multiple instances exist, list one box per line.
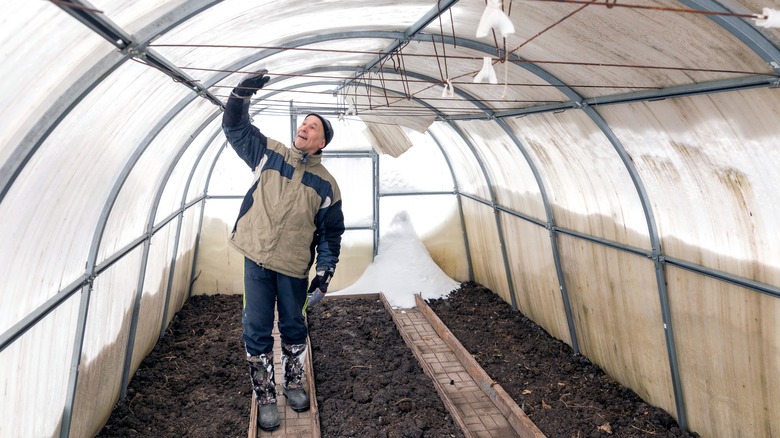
left=222, top=70, right=345, bottom=431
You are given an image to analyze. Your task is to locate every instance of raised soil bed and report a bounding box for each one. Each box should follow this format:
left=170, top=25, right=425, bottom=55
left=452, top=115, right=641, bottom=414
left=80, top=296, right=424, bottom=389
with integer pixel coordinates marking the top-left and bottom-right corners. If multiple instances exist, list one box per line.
left=99, top=282, right=698, bottom=437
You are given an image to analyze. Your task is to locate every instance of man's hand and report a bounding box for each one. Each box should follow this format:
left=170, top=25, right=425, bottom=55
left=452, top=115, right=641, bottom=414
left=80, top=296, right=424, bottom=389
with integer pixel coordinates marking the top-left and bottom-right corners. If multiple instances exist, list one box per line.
left=308, top=267, right=334, bottom=295
left=304, top=267, right=334, bottom=314
left=234, top=70, right=270, bottom=97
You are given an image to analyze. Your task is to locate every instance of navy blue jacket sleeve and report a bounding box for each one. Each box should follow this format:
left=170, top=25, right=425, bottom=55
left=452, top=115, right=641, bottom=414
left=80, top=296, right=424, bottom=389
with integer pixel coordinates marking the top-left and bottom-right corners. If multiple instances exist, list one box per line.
left=222, top=94, right=268, bottom=170
left=313, top=199, right=345, bottom=271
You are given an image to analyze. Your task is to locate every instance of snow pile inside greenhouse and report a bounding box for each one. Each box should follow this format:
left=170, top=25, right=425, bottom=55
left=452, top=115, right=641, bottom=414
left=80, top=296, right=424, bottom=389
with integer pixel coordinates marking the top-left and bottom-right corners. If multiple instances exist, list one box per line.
left=330, top=211, right=460, bottom=308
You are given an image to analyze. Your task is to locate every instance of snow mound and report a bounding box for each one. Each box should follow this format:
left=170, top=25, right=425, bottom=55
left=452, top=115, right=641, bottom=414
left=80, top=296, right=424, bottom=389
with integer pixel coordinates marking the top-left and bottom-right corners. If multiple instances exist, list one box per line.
left=330, top=211, right=460, bottom=308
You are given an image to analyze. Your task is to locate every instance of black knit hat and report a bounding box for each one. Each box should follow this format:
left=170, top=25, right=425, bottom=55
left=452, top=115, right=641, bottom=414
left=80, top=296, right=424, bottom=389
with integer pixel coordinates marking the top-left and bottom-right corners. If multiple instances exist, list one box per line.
left=307, top=113, right=334, bottom=146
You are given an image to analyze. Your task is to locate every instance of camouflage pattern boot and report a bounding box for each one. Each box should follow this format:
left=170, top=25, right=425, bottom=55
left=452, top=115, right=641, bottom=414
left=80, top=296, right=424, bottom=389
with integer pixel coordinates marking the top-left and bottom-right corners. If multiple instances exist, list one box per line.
left=281, top=343, right=310, bottom=412
left=248, top=352, right=280, bottom=431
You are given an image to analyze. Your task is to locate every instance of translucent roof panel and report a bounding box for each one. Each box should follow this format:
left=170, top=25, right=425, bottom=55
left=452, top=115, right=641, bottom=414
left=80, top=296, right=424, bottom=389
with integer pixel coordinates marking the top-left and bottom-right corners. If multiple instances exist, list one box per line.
left=150, top=0, right=434, bottom=79
left=0, top=1, right=113, bottom=166
left=153, top=103, right=223, bottom=225
left=0, top=296, right=80, bottom=437
left=199, top=38, right=392, bottom=93
left=396, top=39, right=570, bottom=112
left=600, top=87, right=780, bottom=277
left=456, top=119, right=546, bottom=221
left=379, top=129, right=455, bottom=194
left=729, top=0, right=780, bottom=46
left=506, top=111, right=651, bottom=248
left=99, top=101, right=218, bottom=262
left=185, top=118, right=226, bottom=202
left=0, top=61, right=192, bottom=332
left=90, top=0, right=188, bottom=34
left=429, top=0, right=774, bottom=98
left=325, top=156, right=374, bottom=229
left=428, top=122, right=491, bottom=200
left=348, top=69, right=494, bottom=120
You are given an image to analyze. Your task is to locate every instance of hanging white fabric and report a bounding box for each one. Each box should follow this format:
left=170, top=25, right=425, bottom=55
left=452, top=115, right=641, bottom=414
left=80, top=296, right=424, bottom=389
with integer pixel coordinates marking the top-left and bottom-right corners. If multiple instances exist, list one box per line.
left=473, top=57, right=498, bottom=84
left=753, top=8, right=780, bottom=28
left=441, top=78, right=455, bottom=98
left=476, top=0, right=516, bottom=38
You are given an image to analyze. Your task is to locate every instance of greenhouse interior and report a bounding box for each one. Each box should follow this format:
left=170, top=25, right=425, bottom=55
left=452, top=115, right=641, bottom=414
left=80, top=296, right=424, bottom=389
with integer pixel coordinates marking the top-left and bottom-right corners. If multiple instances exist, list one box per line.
left=1, top=0, right=779, bottom=437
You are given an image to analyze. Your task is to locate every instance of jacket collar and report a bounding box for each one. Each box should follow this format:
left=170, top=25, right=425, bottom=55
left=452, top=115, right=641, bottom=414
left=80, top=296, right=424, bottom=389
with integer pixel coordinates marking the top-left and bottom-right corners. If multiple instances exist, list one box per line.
left=293, top=146, right=322, bottom=165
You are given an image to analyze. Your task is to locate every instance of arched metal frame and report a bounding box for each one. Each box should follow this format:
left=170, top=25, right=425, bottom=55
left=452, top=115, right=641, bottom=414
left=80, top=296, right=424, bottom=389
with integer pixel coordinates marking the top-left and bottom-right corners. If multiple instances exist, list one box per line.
left=3, top=1, right=780, bottom=436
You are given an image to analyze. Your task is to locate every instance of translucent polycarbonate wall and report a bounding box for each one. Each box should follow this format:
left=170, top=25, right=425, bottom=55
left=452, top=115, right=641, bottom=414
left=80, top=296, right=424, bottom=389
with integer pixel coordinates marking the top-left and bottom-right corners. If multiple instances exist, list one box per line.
left=601, top=90, right=780, bottom=274
left=506, top=112, right=651, bottom=247
left=667, top=267, right=780, bottom=437
left=429, top=122, right=491, bottom=200
left=595, top=88, right=780, bottom=436
left=150, top=0, right=433, bottom=85
left=0, top=297, right=80, bottom=437
left=558, top=236, right=676, bottom=411
left=0, top=1, right=111, bottom=167
left=2, top=0, right=780, bottom=437
left=96, top=99, right=218, bottom=263
left=71, top=250, right=144, bottom=438
left=1, top=60, right=189, bottom=337
left=151, top=101, right=220, bottom=225
left=378, top=127, right=468, bottom=281
left=132, top=227, right=180, bottom=372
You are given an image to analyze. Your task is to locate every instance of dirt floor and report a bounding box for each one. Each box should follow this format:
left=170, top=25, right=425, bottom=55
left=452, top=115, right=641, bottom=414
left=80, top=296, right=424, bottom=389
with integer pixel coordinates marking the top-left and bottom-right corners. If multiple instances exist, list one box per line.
left=427, top=282, right=698, bottom=438
left=307, top=296, right=463, bottom=437
left=99, top=283, right=698, bottom=437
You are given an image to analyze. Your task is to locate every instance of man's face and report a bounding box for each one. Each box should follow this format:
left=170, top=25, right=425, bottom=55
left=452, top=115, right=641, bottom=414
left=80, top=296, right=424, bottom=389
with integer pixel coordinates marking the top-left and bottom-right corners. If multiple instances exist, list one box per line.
left=293, top=115, right=326, bottom=155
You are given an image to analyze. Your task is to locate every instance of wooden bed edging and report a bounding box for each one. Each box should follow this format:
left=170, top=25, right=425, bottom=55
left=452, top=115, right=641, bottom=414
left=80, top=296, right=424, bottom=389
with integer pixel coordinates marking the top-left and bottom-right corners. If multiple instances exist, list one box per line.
left=379, top=293, right=477, bottom=438
left=414, top=294, right=547, bottom=438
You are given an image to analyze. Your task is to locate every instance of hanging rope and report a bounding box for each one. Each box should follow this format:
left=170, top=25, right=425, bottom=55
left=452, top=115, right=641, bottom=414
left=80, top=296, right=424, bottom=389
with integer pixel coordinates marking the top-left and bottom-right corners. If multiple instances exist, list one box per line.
left=522, top=0, right=761, bottom=19
left=509, top=0, right=596, bottom=53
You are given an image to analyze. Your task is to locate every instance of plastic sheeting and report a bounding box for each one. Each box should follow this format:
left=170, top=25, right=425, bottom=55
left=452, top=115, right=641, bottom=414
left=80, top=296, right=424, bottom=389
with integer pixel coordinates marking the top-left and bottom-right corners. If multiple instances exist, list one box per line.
left=2, top=1, right=780, bottom=437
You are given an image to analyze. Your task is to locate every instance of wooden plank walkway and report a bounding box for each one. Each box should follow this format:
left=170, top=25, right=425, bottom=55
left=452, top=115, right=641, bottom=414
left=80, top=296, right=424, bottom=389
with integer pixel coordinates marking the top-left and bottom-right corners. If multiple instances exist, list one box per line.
left=382, top=294, right=546, bottom=438
left=248, top=317, right=320, bottom=438
left=247, top=294, right=545, bottom=438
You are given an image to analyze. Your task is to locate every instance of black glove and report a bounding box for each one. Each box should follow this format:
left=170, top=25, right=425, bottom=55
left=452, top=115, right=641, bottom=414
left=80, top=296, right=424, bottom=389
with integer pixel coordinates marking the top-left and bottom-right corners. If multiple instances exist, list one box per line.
left=303, top=267, right=335, bottom=314
left=307, top=267, right=335, bottom=295
left=233, top=70, right=270, bottom=97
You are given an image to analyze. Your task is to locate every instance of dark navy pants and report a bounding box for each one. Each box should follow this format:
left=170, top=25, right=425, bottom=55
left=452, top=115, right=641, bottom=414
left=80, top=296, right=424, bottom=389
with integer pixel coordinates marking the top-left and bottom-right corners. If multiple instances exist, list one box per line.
left=242, top=258, right=309, bottom=356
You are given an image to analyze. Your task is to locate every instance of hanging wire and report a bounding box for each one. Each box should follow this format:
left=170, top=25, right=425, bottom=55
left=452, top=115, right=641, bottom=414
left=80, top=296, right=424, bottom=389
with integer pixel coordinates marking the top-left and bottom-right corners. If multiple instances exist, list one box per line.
left=509, top=0, right=596, bottom=53
left=431, top=34, right=447, bottom=83
left=449, top=7, right=458, bottom=48
left=437, top=0, right=452, bottom=84
left=521, top=0, right=762, bottom=19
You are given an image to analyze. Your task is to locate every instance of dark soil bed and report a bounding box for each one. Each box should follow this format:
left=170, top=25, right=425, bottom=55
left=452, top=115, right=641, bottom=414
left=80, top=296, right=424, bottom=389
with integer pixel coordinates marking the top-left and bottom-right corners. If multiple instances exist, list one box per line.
left=427, top=282, right=698, bottom=438
left=99, top=283, right=698, bottom=437
left=307, top=296, right=463, bottom=437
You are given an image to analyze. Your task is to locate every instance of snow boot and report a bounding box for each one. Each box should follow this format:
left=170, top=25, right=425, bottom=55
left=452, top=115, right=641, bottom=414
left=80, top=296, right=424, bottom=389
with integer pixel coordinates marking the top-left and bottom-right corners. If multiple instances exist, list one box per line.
left=281, top=343, right=310, bottom=412
left=248, top=352, right=280, bottom=431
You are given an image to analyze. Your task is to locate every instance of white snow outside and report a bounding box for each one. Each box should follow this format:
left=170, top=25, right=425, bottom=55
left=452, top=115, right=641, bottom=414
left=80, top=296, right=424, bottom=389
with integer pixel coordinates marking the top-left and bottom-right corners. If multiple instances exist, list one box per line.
left=329, top=210, right=461, bottom=309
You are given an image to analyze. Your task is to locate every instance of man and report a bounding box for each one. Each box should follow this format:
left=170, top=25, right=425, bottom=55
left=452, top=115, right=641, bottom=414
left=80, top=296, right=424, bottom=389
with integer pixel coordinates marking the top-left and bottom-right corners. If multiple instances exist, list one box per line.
left=222, top=70, right=345, bottom=431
